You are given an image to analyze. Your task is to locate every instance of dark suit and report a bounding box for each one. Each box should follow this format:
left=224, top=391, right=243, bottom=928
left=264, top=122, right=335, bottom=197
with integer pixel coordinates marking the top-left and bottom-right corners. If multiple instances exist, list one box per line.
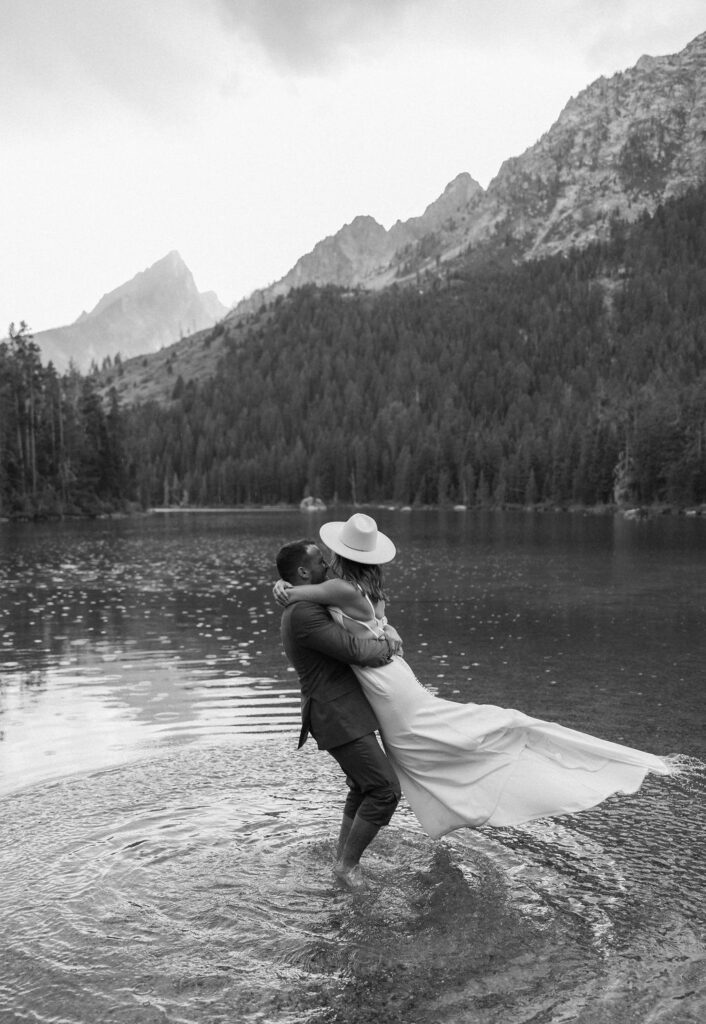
left=281, top=600, right=401, bottom=827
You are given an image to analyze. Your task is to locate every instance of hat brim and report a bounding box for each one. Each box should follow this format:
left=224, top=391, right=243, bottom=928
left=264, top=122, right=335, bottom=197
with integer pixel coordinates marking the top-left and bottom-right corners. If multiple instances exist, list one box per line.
left=319, top=520, right=397, bottom=564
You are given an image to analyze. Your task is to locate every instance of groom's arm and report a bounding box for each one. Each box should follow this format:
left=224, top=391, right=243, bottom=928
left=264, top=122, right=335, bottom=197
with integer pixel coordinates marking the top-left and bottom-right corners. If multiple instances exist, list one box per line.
left=290, top=602, right=399, bottom=666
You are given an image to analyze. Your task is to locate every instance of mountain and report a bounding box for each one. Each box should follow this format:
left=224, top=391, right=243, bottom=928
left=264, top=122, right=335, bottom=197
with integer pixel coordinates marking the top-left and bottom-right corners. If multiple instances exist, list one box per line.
left=121, top=179, right=706, bottom=511
left=228, top=30, right=706, bottom=318
left=447, top=30, right=706, bottom=263
left=33, top=251, right=227, bottom=372
left=231, top=172, right=483, bottom=316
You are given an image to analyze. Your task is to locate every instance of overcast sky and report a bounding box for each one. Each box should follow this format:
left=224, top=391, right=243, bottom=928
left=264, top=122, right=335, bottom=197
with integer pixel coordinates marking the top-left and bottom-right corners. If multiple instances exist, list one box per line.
left=2, top=0, right=704, bottom=334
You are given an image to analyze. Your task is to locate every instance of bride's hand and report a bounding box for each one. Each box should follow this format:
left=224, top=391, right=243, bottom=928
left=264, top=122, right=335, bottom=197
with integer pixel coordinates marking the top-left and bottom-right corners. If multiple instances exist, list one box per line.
left=273, top=579, right=293, bottom=606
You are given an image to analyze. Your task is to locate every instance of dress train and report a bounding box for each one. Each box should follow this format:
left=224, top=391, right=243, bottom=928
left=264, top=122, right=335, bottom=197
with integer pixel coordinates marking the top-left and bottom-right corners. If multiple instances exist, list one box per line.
left=329, top=608, right=670, bottom=838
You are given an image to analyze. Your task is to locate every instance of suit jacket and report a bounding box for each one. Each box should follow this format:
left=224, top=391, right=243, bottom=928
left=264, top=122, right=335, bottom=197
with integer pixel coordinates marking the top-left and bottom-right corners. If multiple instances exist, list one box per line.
left=280, top=601, right=393, bottom=750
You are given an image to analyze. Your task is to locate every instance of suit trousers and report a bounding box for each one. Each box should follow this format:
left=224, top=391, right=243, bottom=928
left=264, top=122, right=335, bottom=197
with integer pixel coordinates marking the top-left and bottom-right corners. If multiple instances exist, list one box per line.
left=328, top=733, right=401, bottom=828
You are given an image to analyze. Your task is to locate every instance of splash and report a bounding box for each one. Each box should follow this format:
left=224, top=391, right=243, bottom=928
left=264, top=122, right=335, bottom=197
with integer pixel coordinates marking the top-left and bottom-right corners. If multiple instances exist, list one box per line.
left=1, top=740, right=703, bottom=1024
left=660, top=752, right=706, bottom=786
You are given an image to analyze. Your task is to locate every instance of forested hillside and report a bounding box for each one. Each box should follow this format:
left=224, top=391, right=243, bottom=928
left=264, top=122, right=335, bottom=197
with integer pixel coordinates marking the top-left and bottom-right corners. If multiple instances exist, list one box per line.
left=3, top=183, right=706, bottom=518
left=0, top=323, right=126, bottom=518
left=123, top=183, right=706, bottom=511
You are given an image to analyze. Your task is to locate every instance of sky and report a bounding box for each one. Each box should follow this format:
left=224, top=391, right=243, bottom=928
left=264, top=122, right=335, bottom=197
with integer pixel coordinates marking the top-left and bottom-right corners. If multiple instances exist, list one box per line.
left=2, top=0, right=705, bottom=334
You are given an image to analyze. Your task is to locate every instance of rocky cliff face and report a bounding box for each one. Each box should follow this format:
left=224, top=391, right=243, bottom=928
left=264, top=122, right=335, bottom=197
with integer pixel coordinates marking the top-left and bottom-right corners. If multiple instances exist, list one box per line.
left=232, top=172, right=484, bottom=315
left=35, top=251, right=227, bottom=372
left=230, top=30, right=706, bottom=316
left=33, top=32, right=706, bottom=367
left=457, top=30, right=706, bottom=263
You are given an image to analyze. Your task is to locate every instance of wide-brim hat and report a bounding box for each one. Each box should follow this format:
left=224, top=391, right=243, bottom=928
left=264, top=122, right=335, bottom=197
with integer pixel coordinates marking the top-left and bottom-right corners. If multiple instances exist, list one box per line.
left=319, top=513, right=396, bottom=565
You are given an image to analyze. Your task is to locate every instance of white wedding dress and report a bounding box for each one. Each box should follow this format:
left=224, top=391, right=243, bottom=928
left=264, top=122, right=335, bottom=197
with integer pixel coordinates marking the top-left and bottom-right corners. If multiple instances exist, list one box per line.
left=329, top=601, right=671, bottom=839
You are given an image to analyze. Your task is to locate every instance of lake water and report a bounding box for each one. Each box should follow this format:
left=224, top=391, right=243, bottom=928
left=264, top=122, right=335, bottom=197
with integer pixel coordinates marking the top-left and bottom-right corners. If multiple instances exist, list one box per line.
left=0, top=509, right=704, bottom=1024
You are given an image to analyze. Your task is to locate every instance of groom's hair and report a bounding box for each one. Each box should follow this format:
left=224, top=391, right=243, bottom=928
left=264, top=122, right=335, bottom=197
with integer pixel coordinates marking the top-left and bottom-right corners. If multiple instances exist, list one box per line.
left=276, top=539, right=316, bottom=584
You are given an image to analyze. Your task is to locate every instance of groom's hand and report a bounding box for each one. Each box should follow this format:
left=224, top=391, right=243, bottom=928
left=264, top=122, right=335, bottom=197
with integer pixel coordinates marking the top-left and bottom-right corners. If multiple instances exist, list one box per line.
left=385, top=634, right=403, bottom=659
left=383, top=625, right=404, bottom=658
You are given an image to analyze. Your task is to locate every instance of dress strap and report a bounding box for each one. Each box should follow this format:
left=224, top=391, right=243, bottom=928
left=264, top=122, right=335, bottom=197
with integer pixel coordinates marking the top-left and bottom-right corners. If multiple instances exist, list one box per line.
left=332, top=586, right=387, bottom=637
left=361, top=590, right=387, bottom=629
left=332, top=605, right=384, bottom=638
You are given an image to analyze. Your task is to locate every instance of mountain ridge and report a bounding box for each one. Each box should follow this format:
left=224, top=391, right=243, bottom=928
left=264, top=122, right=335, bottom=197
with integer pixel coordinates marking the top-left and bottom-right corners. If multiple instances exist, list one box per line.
left=32, top=251, right=227, bottom=372
left=230, top=171, right=484, bottom=316
left=118, top=177, right=706, bottom=511
left=29, top=29, right=706, bottom=376
left=228, top=30, right=706, bottom=319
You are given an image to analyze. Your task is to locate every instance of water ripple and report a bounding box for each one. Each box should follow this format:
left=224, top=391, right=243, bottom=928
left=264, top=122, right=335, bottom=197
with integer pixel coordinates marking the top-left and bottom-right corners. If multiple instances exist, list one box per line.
left=2, top=513, right=705, bottom=1023
left=1, top=740, right=704, bottom=1024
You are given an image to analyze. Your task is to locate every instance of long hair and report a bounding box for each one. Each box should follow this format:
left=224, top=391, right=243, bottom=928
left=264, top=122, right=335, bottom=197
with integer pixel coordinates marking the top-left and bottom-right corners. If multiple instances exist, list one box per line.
left=330, top=554, right=387, bottom=602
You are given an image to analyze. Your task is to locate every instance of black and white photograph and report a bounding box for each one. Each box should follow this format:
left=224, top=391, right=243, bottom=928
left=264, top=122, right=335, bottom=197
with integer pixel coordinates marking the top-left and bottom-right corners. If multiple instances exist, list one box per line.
left=1, top=2, right=705, bottom=1022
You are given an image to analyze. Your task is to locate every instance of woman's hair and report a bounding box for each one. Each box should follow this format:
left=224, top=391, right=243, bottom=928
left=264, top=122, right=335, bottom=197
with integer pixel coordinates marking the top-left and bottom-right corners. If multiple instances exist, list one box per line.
left=330, top=554, right=387, bottom=602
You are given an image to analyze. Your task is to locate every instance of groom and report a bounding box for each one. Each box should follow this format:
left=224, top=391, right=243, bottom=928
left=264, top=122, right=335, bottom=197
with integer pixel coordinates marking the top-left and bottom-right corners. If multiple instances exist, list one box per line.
left=275, top=538, right=401, bottom=889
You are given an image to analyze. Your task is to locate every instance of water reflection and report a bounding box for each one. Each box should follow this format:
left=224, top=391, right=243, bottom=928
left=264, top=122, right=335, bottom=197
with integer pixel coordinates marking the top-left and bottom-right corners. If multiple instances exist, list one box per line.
left=1, top=508, right=705, bottom=788
left=1, top=510, right=705, bottom=1023
left=0, top=650, right=301, bottom=796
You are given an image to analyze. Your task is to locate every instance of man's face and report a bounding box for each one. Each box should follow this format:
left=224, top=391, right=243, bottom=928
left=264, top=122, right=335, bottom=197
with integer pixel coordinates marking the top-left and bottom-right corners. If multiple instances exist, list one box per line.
left=301, top=545, right=328, bottom=585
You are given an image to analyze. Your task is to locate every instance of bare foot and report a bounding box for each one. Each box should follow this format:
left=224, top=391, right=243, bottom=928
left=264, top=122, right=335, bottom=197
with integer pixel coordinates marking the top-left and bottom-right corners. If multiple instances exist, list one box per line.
left=333, top=861, right=366, bottom=890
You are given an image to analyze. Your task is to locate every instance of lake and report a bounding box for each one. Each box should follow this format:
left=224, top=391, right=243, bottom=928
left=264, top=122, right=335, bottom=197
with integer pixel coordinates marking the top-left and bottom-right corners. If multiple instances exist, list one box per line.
left=1, top=508, right=704, bottom=1024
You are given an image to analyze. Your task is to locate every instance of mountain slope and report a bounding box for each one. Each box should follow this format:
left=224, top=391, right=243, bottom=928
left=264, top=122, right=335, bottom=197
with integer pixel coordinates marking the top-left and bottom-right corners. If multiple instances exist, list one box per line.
left=228, top=30, right=706, bottom=317
left=231, top=172, right=483, bottom=316
left=34, top=251, right=227, bottom=372
left=456, top=29, right=706, bottom=262
left=122, top=179, right=706, bottom=511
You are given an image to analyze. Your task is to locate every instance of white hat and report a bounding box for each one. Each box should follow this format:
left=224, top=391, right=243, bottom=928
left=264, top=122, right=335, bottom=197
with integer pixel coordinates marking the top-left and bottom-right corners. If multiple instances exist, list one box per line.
left=319, top=513, right=396, bottom=565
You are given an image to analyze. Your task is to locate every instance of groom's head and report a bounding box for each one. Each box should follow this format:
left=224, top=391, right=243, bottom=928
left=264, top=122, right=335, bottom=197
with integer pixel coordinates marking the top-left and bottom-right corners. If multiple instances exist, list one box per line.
left=276, top=540, right=328, bottom=586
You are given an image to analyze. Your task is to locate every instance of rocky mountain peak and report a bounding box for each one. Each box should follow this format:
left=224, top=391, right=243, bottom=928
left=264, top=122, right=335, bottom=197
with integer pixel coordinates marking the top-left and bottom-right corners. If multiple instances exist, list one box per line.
left=89, top=250, right=194, bottom=320
left=422, top=171, right=482, bottom=217
left=490, top=28, right=706, bottom=259
left=34, top=253, right=227, bottom=372
left=228, top=29, right=706, bottom=315
left=230, top=171, right=484, bottom=318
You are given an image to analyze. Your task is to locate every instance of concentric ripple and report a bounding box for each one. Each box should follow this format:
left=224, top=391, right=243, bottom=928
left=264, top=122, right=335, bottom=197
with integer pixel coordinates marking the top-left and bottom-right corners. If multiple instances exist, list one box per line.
left=2, top=740, right=704, bottom=1024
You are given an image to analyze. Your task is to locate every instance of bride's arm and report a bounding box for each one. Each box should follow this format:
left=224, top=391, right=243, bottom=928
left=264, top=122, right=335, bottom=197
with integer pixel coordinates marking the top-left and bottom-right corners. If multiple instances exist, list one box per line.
left=273, top=578, right=370, bottom=619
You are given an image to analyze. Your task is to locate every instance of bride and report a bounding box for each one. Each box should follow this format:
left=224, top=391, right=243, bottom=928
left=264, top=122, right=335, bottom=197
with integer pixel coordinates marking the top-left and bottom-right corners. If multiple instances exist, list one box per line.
left=274, top=513, right=672, bottom=839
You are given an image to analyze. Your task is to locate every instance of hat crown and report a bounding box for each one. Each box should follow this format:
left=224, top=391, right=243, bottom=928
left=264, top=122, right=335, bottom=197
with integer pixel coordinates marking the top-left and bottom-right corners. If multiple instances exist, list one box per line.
left=340, top=513, right=378, bottom=552
left=319, top=513, right=396, bottom=564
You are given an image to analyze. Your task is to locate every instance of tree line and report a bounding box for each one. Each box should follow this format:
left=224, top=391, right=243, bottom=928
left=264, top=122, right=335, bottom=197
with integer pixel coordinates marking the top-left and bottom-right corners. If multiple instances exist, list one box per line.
left=0, top=322, right=126, bottom=517
left=4, top=181, right=706, bottom=518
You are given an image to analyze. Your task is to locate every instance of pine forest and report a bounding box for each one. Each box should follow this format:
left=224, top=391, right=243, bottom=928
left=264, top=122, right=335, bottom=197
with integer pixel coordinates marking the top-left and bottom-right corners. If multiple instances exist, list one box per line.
left=3, top=182, right=706, bottom=519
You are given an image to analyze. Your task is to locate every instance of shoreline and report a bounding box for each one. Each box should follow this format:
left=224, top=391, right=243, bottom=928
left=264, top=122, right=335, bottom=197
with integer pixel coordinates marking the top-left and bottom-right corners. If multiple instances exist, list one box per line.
left=148, top=501, right=706, bottom=518
left=3, top=501, right=706, bottom=524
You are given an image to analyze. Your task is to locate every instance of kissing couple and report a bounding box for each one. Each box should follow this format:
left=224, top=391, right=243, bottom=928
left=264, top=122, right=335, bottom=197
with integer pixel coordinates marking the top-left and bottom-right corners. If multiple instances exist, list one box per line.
left=274, top=513, right=671, bottom=890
